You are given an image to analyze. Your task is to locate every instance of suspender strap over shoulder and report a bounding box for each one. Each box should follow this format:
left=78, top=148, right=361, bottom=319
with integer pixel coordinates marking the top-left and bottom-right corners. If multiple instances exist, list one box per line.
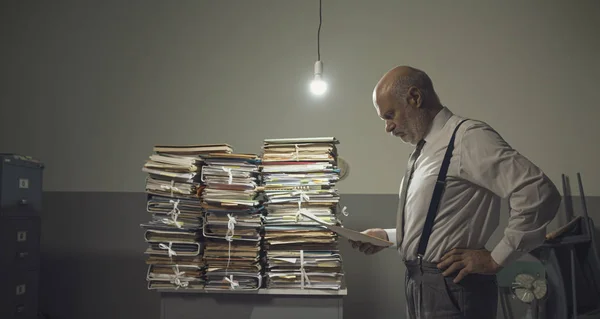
left=416, top=119, right=468, bottom=263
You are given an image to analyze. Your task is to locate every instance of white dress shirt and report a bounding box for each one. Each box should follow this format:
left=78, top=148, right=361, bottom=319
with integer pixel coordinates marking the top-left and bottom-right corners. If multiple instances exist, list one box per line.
left=384, top=107, right=561, bottom=267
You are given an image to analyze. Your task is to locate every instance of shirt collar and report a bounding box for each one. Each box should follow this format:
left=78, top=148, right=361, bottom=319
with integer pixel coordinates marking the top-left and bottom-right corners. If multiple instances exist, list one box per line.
left=423, top=106, right=453, bottom=143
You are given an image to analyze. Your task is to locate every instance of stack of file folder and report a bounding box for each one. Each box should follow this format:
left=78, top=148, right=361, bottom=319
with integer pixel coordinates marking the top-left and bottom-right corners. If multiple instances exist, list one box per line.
left=260, top=137, right=345, bottom=290
left=200, top=152, right=265, bottom=290
left=140, top=143, right=233, bottom=290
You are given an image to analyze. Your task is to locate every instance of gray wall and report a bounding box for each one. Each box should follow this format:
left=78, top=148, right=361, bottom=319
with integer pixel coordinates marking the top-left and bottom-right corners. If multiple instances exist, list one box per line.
left=39, top=192, right=600, bottom=319
left=1, top=1, right=600, bottom=319
left=1, top=0, right=600, bottom=195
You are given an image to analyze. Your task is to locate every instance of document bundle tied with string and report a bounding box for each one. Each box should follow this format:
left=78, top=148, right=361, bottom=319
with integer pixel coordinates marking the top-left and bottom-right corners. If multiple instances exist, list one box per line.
left=260, top=137, right=346, bottom=290
left=140, top=143, right=233, bottom=290
left=200, top=152, right=264, bottom=291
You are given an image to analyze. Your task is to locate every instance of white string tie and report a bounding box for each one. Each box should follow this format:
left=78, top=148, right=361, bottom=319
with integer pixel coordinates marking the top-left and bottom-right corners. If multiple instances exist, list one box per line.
left=294, top=144, right=300, bottom=161
left=300, top=250, right=311, bottom=289
left=295, top=207, right=307, bottom=223
left=292, top=190, right=310, bottom=203
left=222, top=167, right=233, bottom=184
left=341, top=206, right=349, bottom=216
left=159, top=242, right=177, bottom=257
left=293, top=189, right=310, bottom=221
left=170, top=264, right=189, bottom=289
left=224, top=275, right=239, bottom=289
left=225, top=214, right=236, bottom=274
left=160, top=217, right=181, bottom=228
left=299, top=191, right=310, bottom=202
left=225, top=214, right=236, bottom=242
left=168, top=199, right=181, bottom=227
left=160, top=180, right=180, bottom=197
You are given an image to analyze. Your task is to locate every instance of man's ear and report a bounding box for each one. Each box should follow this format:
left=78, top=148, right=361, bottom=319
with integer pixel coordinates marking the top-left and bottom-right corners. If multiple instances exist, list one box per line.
left=407, top=86, right=422, bottom=108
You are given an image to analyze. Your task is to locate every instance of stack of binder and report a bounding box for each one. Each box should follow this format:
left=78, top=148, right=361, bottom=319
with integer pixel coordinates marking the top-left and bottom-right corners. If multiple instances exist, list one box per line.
left=260, top=137, right=345, bottom=290
left=200, top=152, right=265, bottom=290
left=141, top=143, right=233, bottom=290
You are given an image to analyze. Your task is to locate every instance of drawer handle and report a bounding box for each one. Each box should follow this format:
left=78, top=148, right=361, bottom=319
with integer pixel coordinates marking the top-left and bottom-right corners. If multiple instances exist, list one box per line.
left=15, top=304, right=25, bottom=313
left=18, top=199, right=28, bottom=206
left=17, top=251, right=29, bottom=259
left=17, top=231, right=28, bottom=242
left=16, top=284, right=26, bottom=295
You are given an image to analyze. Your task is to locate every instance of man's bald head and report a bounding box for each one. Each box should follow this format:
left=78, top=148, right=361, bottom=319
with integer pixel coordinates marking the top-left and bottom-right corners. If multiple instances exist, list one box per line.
left=373, top=66, right=438, bottom=108
left=372, top=66, right=442, bottom=145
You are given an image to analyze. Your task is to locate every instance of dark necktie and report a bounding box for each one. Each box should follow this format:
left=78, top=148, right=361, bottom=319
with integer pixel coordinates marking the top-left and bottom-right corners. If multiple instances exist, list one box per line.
left=395, top=140, right=425, bottom=249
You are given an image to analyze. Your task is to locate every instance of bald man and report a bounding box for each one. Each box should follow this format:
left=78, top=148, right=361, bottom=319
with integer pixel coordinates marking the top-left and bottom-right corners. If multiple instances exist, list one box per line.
left=350, top=66, right=561, bottom=319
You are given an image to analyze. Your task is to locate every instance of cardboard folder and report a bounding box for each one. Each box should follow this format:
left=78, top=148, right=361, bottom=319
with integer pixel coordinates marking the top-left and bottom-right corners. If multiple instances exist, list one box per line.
left=298, top=210, right=393, bottom=247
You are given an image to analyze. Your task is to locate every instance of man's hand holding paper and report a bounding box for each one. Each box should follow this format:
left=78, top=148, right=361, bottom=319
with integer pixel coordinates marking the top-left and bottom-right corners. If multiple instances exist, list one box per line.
left=349, top=228, right=389, bottom=255
left=297, top=210, right=393, bottom=249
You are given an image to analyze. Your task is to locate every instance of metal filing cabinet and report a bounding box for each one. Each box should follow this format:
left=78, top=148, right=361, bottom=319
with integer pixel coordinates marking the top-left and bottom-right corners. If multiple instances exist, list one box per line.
left=0, top=154, right=44, bottom=319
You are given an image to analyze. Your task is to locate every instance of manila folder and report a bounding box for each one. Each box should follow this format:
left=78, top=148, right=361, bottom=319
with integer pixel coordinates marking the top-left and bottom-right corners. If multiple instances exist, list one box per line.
left=299, top=211, right=393, bottom=247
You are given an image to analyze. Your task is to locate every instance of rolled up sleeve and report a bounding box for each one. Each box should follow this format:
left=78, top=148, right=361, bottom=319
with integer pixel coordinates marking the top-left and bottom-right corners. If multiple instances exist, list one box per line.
left=384, top=228, right=397, bottom=248
left=458, top=121, right=561, bottom=267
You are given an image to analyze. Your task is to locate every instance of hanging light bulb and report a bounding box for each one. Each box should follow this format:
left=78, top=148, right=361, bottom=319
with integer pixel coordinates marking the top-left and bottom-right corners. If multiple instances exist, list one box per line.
left=309, top=0, right=327, bottom=96
left=310, top=60, right=327, bottom=95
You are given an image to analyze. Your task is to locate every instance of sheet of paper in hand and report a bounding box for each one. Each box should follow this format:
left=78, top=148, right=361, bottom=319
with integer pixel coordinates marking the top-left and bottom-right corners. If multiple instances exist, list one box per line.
left=298, top=210, right=393, bottom=247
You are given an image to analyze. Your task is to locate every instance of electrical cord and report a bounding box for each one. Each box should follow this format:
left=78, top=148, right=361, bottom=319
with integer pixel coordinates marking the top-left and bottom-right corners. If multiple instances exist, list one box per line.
left=317, top=0, right=322, bottom=61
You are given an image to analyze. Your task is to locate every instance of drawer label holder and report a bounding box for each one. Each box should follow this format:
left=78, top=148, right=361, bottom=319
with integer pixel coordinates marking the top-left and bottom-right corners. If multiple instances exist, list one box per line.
left=19, top=178, right=29, bottom=189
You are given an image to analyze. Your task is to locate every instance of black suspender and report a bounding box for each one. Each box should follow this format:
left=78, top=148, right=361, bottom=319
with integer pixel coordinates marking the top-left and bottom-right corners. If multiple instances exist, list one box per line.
left=416, top=119, right=468, bottom=263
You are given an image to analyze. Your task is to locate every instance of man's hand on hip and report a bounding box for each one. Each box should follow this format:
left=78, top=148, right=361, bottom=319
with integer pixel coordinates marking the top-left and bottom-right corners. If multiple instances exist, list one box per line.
left=437, top=248, right=501, bottom=283
left=349, top=228, right=388, bottom=255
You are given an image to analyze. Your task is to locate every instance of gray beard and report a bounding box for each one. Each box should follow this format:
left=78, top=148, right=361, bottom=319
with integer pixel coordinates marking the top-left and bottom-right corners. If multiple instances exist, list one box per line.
left=405, top=110, right=430, bottom=144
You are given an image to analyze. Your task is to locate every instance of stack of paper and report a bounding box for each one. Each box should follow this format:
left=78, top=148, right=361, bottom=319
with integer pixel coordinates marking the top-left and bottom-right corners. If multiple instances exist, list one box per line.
left=141, top=144, right=232, bottom=290
left=200, top=153, right=264, bottom=291
left=260, top=137, right=345, bottom=290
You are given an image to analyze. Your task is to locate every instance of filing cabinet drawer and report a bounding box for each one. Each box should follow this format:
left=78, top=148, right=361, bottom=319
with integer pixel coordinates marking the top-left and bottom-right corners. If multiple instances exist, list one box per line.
left=0, top=217, right=41, bottom=270
left=0, top=155, right=44, bottom=217
left=0, top=269, right=39, bottom=319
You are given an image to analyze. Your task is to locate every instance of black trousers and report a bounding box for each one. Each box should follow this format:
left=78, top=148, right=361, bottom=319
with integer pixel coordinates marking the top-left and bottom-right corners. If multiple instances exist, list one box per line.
left=404, top=260, right=498, bottom=319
